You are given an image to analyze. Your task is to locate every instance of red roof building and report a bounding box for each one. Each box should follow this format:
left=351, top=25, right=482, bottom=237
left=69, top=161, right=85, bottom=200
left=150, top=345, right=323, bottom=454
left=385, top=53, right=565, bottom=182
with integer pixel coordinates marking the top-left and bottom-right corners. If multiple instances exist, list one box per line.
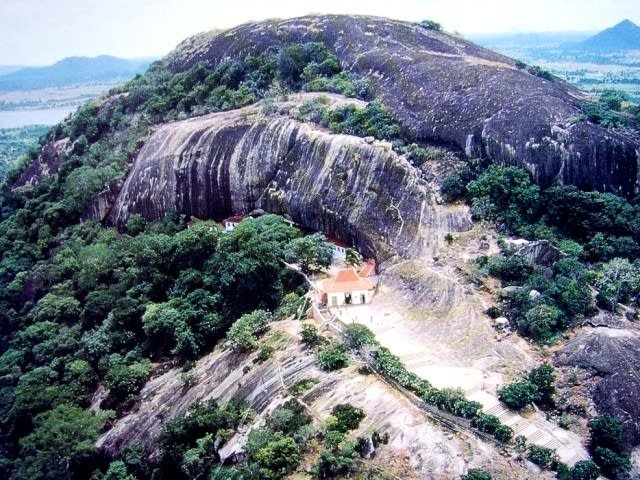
left=323, top=268, right=374, bottom=306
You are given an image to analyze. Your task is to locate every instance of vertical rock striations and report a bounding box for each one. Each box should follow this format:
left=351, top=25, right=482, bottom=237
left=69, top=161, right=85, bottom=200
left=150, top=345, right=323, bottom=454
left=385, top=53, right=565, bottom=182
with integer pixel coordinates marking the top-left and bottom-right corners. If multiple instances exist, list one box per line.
left=168, top=15, right=640, bottom=195
left=108, top=100, right=457, bottom=260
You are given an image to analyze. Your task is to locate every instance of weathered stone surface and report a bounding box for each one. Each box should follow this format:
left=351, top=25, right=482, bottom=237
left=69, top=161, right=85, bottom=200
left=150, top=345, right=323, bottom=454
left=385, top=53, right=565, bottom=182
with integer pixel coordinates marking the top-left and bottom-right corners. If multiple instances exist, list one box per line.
left=108, top=95, right=471, bottom=260
left=167, top=15, right=640, bottom=195
left=515, top=239, right=567, bottom=266
left=555, top=327, right=640, bottom=449
left=15, top=137, right=69, bottom=187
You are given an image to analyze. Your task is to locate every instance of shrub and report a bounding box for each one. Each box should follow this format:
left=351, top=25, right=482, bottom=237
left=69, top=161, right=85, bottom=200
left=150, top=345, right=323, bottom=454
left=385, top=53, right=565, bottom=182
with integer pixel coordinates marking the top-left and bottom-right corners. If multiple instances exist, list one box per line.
left=227, top=310, right=272, bottom=352
left=316, top=341, right=349, bottom=370
left=287, top=378, right=318, bottom=397
left=300, top=324, right=320, bottom=347
left=592, top=446, right=631, bottom=478
left=434, top=388, right=482, bottom=418
left=461, top=469, right=492, bottom=480
left=570, top=460, right=600, bottom=480
left=441, top=173, right=467, bottom=203
left=472, top=414, right=501, bottom=434
left=527, top=363, right=555, bottom=406
left=419, top=19, right=442, bottom=31
left=327, top=100, right=401, bottom=140
left=498, top=380, right=538, bottom=410
left=487, top=254, right=534, bottom=284
left=343, top=323, right=376, bottom=351
left=329, top=403, right=366, bottom=433
left=528, top=444, right=559, bottom=469
left=527, top=65, right=554, bottom=81
left=493, top=424, right=514, bottom=443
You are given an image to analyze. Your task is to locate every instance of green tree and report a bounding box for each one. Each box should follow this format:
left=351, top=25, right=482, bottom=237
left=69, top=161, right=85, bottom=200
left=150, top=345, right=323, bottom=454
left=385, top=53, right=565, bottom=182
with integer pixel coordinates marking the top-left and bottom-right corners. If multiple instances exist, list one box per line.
left=498, top=380, right=539, bottom=410
left=471, top=414, right=501, bottom=434
left=316, top=341, right=349, bottom=370
left=527, top=363, right=555, bottom=406
left=520, top=303, right=566, bottom=343
left=103, top=358, right=152, bottom=410
left=226, top=310, right=271, bottom=352
left=285, top=233, right=333, bottom=274
left=13, top=403, right=107, bottom=480
left=254, top=435, right=300, bottom=479
left=528, top=445, right=559, bottom=469
left=570, top=460, right=600, bottom=480
left=344, top=248, right=361, bottom=268
left=467, top=165, right=540, bottom=232
left=329, top=403, right=366, bottom=433
left=493, top=424, right=514, bottom=443
left=595, top=258, right=640, bottom=311
left=343, top=323, right=376, bottom=351
left=589, top=413, right=624, bottom=452
left=591, top=446, right=631, bottom=478
left=300, top=323, right=320, bottom=347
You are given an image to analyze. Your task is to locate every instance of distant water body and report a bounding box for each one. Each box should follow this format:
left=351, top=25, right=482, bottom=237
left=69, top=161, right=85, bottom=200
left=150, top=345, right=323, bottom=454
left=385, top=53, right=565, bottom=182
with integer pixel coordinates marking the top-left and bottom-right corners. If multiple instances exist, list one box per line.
left=0, top=107, right=77, bottom=129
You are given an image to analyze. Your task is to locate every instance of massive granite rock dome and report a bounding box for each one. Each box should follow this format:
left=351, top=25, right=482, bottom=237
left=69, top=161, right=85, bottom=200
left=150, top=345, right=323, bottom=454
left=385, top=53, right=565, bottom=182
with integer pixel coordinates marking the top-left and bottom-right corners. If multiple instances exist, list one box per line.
left=108, top=94, right=467, bottom=260
left=166, top=15, right=639, bottom=195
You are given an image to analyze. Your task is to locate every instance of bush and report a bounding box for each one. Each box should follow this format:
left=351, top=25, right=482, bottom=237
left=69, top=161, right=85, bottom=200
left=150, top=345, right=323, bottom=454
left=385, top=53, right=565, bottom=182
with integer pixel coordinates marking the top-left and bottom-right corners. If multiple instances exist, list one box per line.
left=441, top=173, right=467, bottom=203
left=461, top=469, right=492, bottom=480
left=527, top=65, right=553, bottom=81
left=300, top=324, right=321, bottom=347
left=316, top=341, right=349, bottom=371
left=520, top=303, right=566, bottom=343
left=343, top=323, right=376, bottom=351
left=570, top=460, right=600, bottom=480
left=419, top=20, right=442, bottom=31
left=329, top=403, right=366, bottom=433
left=493, top=424, right=514, bottom=443
left=327, top=100, right=401, bottom=140
left=227, top=310, right=271, bottom=352
left=467, top=165, right=540, bottom=233
left=498, top=380, right=538, bottom=410
left=527, top=363, right=555, bottom=406
left=487, top=254, right=534, bottom=284
left=528, top=445, right=558, bottom=469
left=434, top=388, right=482, bottom=418
left=592, top=446, right=631, bottom=478
left=472, top=414, right=501, bottom=434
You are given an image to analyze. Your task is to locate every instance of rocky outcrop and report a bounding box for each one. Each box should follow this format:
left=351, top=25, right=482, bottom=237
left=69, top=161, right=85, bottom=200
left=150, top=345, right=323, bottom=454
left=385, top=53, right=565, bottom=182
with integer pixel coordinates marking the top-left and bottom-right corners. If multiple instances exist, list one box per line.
left=555, top=326, right=640, bottom=450
left=108, top=95, right=471, bottom=260
left=515, top=239, right=567, bottom=267
left=15, top=137, right=68, bottom=187
left=97, top=322, right=540, bottom=478
left=166, top=15, right=640, bottom=195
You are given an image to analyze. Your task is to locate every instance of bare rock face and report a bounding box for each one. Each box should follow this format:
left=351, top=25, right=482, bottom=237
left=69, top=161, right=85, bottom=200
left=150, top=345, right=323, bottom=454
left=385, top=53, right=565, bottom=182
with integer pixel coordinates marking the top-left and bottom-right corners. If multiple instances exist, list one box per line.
left=167, top=15, right=640, bottom=195
left=515, top=240, right=567, bottom=266
left=14, top=138, right=69, bottom=187
left=555, top=327, right=640, bottom=449
left=108, top=96, right=470, bottom=260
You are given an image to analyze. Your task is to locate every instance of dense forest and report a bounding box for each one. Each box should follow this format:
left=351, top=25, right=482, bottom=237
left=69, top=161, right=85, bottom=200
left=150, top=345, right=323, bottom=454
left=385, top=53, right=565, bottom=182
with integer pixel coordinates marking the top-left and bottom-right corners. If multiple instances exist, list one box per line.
left=0, top=31, right=639, bottom=480
left=0, top=40, right=406, bottom=480
left=0, top=125, right=49, bottom=182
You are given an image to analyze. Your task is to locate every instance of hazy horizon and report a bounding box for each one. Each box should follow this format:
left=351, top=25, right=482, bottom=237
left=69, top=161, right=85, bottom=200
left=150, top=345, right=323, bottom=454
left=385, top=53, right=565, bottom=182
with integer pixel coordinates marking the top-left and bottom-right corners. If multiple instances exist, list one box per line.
left=1, top=0, right=639, bottom=66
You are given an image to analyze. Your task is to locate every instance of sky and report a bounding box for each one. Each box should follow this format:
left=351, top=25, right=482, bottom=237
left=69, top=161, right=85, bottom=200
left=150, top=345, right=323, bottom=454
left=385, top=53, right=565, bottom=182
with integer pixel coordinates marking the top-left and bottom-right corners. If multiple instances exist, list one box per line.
left=1, top=0, right=639, bottom=65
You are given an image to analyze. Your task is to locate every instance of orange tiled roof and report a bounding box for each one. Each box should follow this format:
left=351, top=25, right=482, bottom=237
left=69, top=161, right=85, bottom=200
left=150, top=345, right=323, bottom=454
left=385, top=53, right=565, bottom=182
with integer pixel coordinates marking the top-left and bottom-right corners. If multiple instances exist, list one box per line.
left=323, top=268, right=373, bottom=293
left=358, top=260, right=376, bottom=277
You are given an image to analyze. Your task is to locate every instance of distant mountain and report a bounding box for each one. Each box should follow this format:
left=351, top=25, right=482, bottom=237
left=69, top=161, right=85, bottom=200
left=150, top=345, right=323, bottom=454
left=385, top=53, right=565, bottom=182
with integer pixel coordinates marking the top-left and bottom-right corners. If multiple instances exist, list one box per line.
left=0, top=66, right=24, bottom=76
left=577, top=19, right=640, bottom=52
left=469, top=31, right=591, bottom=51
left=0, top=55, right=153, bottom=91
